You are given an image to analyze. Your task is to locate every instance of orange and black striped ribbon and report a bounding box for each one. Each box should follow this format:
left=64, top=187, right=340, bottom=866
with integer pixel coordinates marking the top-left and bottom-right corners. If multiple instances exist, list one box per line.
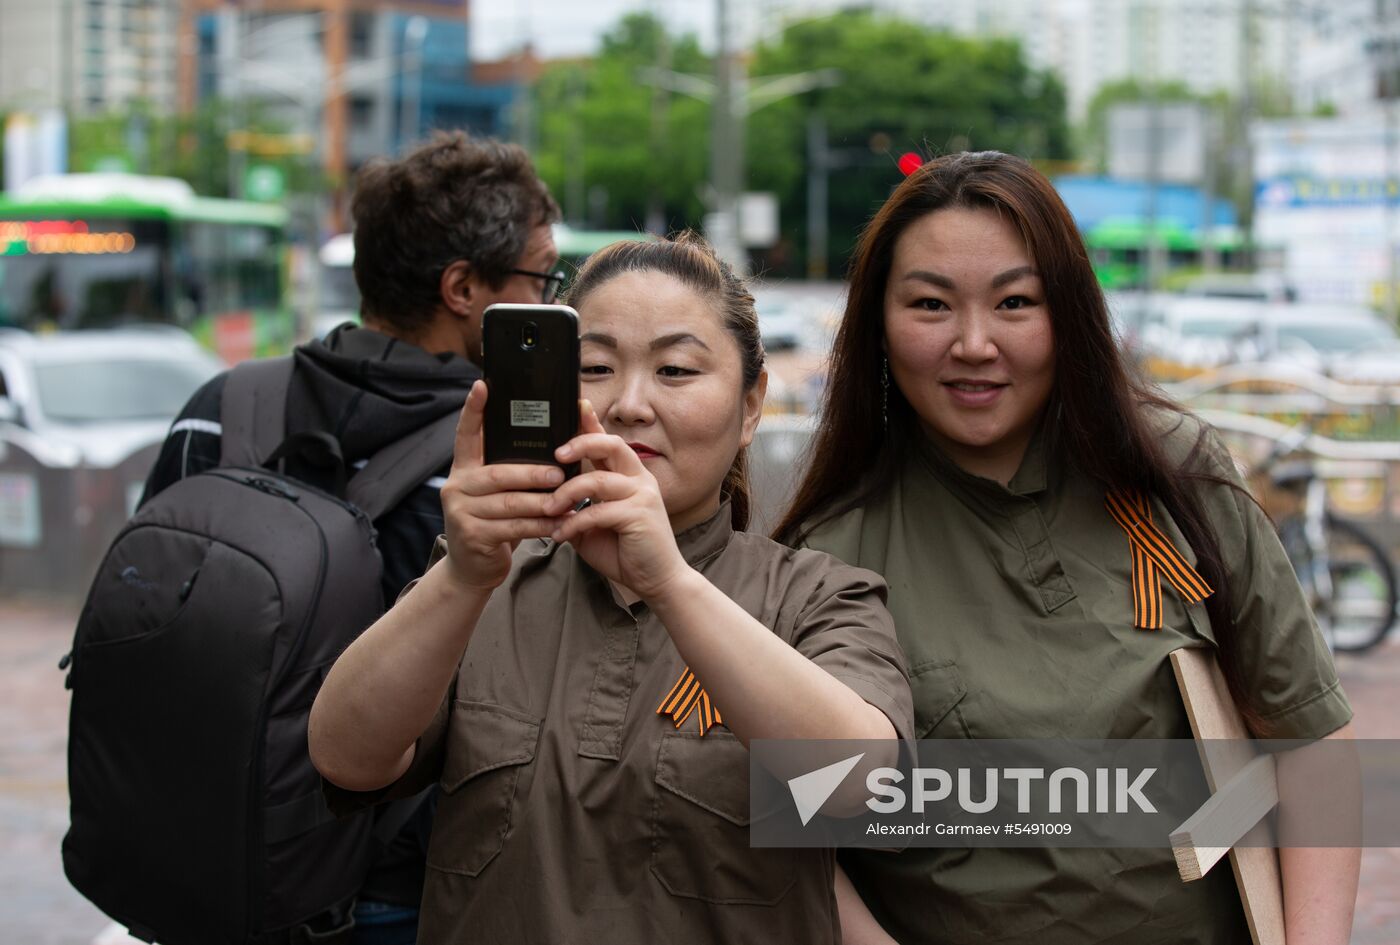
left=657, top=666, right=724, bottom=736
left=1104, top=490, right=1214, bottom=630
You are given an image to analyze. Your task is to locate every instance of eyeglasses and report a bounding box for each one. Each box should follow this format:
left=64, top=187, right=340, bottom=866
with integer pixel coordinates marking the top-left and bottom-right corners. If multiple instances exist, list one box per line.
left=512, top=267, right=567, bottom=304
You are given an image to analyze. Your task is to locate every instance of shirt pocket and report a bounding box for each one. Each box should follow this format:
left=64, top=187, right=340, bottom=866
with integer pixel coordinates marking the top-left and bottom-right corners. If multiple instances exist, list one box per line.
left=650, top=729, right=799, bottom=906
left=909, top=658, right=971, bottom=739
left=427, top=701, right=540, bottom=877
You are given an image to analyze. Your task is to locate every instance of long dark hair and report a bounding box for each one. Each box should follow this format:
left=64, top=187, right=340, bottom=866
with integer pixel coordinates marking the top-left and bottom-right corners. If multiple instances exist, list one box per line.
left=565, top=231, right=765, bottom=531
left=773, top=151, right=1263, bottom=731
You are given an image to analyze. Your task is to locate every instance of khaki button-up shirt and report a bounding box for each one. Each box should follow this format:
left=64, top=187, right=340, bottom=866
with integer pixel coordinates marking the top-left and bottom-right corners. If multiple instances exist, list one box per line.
left=327, top=503, right=914, bottom=944
left=801, top=411, right=1352, bottom=945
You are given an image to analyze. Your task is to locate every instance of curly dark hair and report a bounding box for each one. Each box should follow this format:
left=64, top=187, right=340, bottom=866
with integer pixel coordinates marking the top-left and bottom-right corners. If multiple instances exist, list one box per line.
left=349, top=131, right=559, bottom=332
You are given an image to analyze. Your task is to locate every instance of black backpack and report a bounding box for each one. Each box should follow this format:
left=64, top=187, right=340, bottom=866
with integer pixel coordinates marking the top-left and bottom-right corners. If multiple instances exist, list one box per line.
left=62, top=357, right=458, bottom=945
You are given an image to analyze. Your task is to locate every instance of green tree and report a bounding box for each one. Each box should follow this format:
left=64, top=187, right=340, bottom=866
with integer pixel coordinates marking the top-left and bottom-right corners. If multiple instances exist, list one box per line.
left=66, top=99, right=324, bottom=199
left=533, top=13, right=711, bottom=233
left=747, top=11, right=1071, bottom=276
left=531, top=9, right=1071, bottom=277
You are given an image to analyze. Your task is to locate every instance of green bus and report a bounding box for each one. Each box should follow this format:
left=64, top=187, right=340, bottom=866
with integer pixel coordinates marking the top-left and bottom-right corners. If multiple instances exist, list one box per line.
left=0, top=174, right=290, bottom=363
left=1085, top=217, right=1244, bottom=291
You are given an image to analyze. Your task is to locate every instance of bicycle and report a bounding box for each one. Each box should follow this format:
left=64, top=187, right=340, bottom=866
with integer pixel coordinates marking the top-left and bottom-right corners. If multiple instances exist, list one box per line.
left=1248, top=423, right=1399, bottom=654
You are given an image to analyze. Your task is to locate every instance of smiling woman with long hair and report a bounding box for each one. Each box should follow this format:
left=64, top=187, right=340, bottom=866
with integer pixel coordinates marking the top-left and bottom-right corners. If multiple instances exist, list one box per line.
left=774, top=151, right=1358, bottom=945
left=308, top=233, right=913, bottom=945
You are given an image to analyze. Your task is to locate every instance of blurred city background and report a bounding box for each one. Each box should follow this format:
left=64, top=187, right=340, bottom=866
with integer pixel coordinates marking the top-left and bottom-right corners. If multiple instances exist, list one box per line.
left=1, top=1, right=1399, bottom=942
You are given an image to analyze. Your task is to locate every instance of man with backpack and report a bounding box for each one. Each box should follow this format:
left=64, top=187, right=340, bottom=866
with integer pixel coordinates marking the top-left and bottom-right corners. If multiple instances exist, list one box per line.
left=63, top=132, right=560, bottom=945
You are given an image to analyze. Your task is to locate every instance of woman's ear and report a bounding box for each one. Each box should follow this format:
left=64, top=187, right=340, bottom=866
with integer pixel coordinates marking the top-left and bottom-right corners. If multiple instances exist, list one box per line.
left=439, top=260, right=475, bottom=319
left=738, top=370, right=768, bottom=449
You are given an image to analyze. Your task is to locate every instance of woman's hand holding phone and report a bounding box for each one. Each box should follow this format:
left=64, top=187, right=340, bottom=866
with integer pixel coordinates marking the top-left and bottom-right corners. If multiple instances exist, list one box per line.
left=545, top=402, right=690, bottom=600
left=439, top=381, right=566, bottom=591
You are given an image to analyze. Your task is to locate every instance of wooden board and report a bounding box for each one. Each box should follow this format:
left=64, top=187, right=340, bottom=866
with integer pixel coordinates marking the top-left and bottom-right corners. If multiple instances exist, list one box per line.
left=1170, top=752, right=1277, bottom=880
left=1170, top=648, right=1286, bottom=945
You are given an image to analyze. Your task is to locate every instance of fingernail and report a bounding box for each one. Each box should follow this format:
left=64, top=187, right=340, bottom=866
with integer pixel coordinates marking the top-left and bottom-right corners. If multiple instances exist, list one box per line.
left=556, top=445, right=574, bottom=460
left=582, top=399, right=594, bottom=415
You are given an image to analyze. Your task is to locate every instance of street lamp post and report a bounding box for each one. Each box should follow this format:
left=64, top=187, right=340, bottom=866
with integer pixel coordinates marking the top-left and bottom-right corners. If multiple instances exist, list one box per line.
left=638, top=53, right=840, bottom=275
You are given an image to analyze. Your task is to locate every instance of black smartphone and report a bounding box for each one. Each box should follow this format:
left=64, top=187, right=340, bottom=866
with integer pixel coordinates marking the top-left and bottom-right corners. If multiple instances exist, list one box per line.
left=481, top=303, right=581, bottom=480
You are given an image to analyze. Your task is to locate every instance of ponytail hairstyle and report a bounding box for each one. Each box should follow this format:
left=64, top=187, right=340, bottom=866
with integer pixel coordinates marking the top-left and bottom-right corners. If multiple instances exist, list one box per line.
left=565, top=231, right=765, bottom=530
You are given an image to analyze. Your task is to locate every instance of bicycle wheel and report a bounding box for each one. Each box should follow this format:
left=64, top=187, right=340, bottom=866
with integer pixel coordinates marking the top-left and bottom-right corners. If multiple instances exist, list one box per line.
left=1323, top=515, right=1399, bottom=654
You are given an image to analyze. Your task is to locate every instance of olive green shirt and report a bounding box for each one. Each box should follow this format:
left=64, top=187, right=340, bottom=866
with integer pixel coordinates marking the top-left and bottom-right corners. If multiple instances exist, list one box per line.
left=802, top=411, right=1352, bottom=945
left=327, top=503, right=914, bottom=945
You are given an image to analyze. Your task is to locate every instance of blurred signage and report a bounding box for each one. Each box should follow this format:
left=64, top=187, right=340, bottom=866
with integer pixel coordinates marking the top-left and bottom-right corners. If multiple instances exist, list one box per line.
left=243, top=165, right=286, bottom=203
left=739, top=192, right=779, bottom=248
left=0, top=473, right=41, bottom=548
left=1257, top=176, right=1400, bottom=208
left=227, top=130, right=314, bottom=157
left=3, top=110, right=67, bottom=193
left=0, top=221, right=137, bottom=256
left=1107, top=102, right=1209, bottom=184
left=1254, top=117, right=1399, bottom=304
left=215, top=311, right=257, bottom=365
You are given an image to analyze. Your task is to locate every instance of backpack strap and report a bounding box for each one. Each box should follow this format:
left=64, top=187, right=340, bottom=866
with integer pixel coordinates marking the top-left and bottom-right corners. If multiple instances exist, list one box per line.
left=220, top=357, right=296, bottom=468
left=346, top=407, right=460, bottom=522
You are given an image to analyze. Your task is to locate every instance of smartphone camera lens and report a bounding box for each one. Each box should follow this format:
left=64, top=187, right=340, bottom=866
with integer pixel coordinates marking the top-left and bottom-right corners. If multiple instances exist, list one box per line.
left=522, top=322, right=538, bottom=349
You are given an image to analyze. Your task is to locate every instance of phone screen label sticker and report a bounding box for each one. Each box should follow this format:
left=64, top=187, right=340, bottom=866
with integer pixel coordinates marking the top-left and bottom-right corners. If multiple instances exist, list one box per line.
left=510, top=400, right=550, bottom=428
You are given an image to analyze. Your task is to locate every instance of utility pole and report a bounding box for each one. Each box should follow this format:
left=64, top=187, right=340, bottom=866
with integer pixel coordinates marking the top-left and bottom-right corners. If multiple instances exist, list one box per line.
left=225, top=13, right=245, bottom=199
left=1136, top=0, right=1164, bottom=292
left=399, top=15, right=428, bottom=151
left=324, top=0, right=349, bottom=230
left=513, top=1, right=536, bottom=155
left=1238, top=0, right=1257, bottom=270
left=566, top=67, right=586, bottom=224
left=1385, top=4, right=1400, bottom=323
left=1200, top=110, right=1220, bottom=273
left=638, top=3, right=839, bottom=275
left=806, top=114, right=829, bottom=280
left=710, top=0, right=744, bottom=270
left=646, top=0, right=672, bottom=236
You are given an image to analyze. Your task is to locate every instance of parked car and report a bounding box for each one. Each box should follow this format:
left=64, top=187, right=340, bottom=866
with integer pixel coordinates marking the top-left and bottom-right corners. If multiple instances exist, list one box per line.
left=1136, top=296, right=1397, bottom=379
left=1265, top=303, right=1399, bottom=377
left=750, top=282, right=845, bottom=414
left=0, top=327, right=221, bottom=596
left=1330, top=339, right=1400, bottom=385
left=1138, top=296, right=1272, bottom=374
left=1182, top=272, right=1297, bottom=303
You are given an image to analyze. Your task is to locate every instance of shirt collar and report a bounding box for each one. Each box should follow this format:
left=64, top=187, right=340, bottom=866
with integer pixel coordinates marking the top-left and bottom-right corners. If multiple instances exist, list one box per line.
left=911, top=411, right=1052, bottom=504
left=672, top=499, right=736, bottom=567
left=586, top=500, right=735, bottom=610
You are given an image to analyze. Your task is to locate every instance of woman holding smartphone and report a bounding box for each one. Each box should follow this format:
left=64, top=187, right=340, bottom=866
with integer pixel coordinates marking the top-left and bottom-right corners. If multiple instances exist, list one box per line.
left=774, top=152, right=1358, bottom=945
left=309, top=233, right=913, bottom=944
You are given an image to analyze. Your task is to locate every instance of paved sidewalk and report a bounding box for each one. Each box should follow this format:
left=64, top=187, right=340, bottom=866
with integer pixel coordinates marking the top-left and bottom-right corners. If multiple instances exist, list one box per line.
left=2, top=595, right=1396, bottom=943
left=1335, top=643, right=1400, bottom=945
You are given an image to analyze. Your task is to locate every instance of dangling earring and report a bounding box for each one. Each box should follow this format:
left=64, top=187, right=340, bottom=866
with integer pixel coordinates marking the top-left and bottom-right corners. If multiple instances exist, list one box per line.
left=881, top=357, right=889, bottom=431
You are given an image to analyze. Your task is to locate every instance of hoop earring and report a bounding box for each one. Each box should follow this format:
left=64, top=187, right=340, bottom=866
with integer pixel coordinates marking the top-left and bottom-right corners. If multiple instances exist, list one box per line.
left=881, top=357, right=889, bottom=431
